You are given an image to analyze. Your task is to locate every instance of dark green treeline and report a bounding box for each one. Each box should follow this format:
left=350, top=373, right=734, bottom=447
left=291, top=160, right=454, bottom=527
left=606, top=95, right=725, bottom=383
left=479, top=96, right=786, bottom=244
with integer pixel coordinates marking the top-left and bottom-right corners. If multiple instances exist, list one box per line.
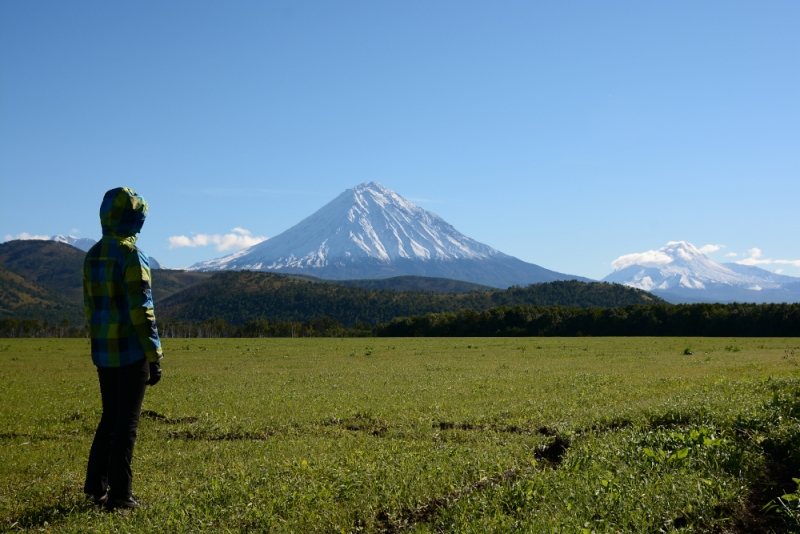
left=377, top=303, right=800, bottom=337
left=4, top=303, right=799, bottom=339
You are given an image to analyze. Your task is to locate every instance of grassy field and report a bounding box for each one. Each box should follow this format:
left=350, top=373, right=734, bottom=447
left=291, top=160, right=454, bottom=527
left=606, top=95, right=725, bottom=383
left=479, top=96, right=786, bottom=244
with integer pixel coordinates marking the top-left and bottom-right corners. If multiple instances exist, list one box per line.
left=1, top=337, right=800, bottom=533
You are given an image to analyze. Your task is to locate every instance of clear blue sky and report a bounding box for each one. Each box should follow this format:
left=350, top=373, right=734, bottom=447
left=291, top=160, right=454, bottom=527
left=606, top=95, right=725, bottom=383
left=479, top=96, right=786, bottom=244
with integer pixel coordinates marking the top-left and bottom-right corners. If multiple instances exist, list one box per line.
left=1, top=1, right=798, bottom=279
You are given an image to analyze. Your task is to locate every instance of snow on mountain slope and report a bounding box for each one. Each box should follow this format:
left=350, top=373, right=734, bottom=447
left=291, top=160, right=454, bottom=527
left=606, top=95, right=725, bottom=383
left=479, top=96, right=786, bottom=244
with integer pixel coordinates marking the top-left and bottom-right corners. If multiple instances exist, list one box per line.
left=603, top=242, right=769, bottom=291
left=189, top=182, right=587, bottom=287
left=722, top=263, right=800, bottom=285
left=52, top=235, right=96, bottom=252
left=603, top=241, right=800, bottom=303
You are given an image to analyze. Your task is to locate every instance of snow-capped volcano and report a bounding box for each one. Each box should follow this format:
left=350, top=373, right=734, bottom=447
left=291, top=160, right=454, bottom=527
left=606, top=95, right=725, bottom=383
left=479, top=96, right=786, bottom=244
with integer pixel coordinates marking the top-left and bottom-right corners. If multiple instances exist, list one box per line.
left=603, top=241, right=800, bottom=303
left=189, top=182, right=587, bottom=287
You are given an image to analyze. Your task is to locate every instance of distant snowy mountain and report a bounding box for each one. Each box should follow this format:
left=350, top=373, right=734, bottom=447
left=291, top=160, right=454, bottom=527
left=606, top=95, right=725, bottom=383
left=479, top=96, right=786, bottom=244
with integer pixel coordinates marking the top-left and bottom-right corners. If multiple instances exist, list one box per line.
left=189, top=182, right=588, bottom=288
left=52, top=235, right=96, bottom=252
left=603, top=241, right=800, bottom=303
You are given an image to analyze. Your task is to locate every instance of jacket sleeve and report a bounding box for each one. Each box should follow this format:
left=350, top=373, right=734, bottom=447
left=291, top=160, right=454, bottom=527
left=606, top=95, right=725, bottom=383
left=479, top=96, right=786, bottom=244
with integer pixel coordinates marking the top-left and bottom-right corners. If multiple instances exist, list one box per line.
left=122, top=248, right=163, bottom=362
left=83, top=260, right=92, bottom=327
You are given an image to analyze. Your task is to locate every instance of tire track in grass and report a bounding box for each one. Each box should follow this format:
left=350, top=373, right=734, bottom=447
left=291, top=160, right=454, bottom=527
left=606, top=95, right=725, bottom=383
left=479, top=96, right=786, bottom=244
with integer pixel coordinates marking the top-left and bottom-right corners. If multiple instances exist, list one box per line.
left=165, top=429, right=276, bottom=441
left=147, top=412, right=391, bottom=441
left=140, top=409, right=198, bottom=424
left=373, top=412, right=800, bottom=533
left=0, top=411, right=201, bottom=442
left=373, top=434, right=571, bottom=533
left=323, top=413, right=388, bottom=437
left=142, top=410, right=276, bottom=441
left=0, top=431, right=86, bottom=440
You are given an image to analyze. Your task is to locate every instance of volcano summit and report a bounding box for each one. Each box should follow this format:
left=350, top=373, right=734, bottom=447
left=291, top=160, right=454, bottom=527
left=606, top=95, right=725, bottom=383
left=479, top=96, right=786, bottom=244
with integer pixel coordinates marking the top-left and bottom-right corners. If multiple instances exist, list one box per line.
left=189, top=182, right=587, bottom=287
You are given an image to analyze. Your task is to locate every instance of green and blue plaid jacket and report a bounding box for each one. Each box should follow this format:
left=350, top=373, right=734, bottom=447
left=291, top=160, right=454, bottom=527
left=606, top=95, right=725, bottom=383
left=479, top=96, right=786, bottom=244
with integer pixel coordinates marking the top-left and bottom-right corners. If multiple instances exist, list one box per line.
left=83, top=188, right=163, bottom=367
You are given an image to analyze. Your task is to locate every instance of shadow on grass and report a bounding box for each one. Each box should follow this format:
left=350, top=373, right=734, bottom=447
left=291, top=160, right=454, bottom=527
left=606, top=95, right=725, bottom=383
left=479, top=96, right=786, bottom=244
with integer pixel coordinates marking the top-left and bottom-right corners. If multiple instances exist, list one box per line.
left=3, top=493, right=97, bottom=531
left=727, top=435, right=800, bottom=534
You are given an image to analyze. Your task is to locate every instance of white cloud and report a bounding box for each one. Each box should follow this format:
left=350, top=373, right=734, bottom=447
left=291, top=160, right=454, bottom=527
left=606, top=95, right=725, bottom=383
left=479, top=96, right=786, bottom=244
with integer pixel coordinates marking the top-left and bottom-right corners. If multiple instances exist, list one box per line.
left=611, top=250, right=673, bottom=270
left=698, top=244, right=724, bottom=254
left=736, top=247, right=800, bottom=268
left=70, top=228, right=80, bottom=234
left=773, top=260, right=800, bottom=267
left=776, top=269, right=784, bottom=274
left=168, top=228, right=267, bottom=251
left=739, top=258, right=800, bottom=268
left=167, top=235, right=194, bottom=248
left=3, top=232, right=51, bottom=242
left=725, top=252, right=738, bottom=257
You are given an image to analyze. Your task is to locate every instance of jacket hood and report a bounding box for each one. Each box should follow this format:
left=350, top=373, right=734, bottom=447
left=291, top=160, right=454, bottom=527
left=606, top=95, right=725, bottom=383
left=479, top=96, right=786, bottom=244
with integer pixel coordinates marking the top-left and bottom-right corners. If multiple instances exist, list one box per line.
left=100, top=187, right=149, bottom=240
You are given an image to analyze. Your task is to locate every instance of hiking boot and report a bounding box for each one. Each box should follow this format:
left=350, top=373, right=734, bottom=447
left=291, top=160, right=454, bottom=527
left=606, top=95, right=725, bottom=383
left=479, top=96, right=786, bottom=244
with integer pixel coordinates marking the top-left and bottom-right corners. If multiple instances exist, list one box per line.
left=105, top=495, right=140, bottom=510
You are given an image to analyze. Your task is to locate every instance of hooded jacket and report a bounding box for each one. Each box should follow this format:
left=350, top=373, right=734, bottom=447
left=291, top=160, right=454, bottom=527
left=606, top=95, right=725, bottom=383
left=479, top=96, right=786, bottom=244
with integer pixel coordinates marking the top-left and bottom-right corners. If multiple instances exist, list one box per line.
left=83, top=187, right=163, bottom=367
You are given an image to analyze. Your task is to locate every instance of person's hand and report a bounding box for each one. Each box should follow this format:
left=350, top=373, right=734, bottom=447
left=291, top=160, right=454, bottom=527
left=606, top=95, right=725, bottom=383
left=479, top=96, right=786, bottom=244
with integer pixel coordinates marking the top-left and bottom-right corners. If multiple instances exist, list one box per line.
left=146, top=361, right=161, bottom=386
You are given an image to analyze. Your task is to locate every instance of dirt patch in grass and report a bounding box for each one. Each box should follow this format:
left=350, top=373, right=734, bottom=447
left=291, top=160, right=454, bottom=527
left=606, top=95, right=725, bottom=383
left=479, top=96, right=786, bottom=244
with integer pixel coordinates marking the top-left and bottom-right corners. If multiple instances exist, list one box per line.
left=533, top=435, right=571, bottom=466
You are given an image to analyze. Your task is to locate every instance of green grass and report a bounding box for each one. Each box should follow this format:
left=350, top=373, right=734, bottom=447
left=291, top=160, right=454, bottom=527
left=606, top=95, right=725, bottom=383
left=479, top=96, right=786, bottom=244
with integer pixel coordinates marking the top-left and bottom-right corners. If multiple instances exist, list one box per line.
left=1, top=337, right=800, bottom=533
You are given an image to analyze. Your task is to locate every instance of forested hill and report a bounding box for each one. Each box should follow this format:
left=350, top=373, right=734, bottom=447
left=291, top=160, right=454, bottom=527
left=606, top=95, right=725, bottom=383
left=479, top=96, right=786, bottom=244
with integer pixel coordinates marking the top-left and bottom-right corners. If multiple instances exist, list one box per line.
left=0, top=264, right=85, bottom=325
left=0, top=240, right=87, bottom=301
left=336, top=275, right=493, bottom=294
left=0, top=240, right=212, bottom=303
left=157, top=271, right=664, bottom=326
left=0, top=240, right=663, bottom=328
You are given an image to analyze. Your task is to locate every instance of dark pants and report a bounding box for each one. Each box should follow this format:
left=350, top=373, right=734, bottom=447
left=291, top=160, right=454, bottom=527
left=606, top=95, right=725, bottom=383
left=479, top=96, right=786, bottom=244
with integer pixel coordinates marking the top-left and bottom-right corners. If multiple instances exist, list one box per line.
left=84, top=358, right=148, bottom=499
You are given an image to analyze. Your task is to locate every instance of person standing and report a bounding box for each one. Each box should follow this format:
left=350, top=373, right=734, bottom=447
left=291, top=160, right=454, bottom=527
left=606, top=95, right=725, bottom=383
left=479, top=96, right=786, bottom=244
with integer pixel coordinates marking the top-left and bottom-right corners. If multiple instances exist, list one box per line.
left=83, top=187, right=163, bottom=510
